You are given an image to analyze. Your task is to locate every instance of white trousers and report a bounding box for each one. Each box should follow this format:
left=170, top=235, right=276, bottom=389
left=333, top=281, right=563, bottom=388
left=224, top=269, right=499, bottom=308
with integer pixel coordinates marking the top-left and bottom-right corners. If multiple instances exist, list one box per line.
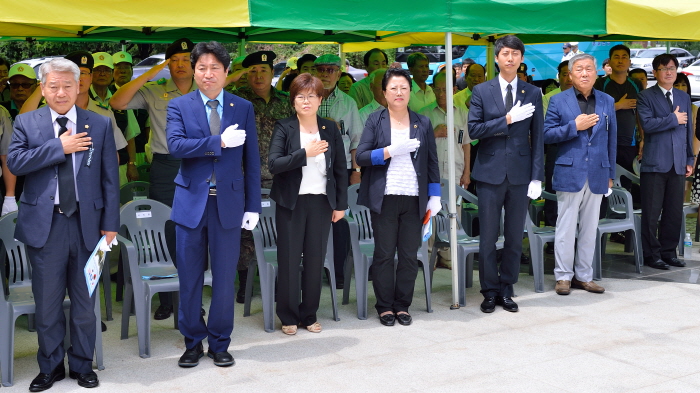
left=554, top=180, right=603, bottom=282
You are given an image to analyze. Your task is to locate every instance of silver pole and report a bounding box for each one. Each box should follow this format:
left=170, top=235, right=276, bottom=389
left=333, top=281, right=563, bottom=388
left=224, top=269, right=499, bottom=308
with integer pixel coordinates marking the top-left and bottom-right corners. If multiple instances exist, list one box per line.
left=445, top=32, right=459, bottom=309
left=486, top=39, right=495, bottom=81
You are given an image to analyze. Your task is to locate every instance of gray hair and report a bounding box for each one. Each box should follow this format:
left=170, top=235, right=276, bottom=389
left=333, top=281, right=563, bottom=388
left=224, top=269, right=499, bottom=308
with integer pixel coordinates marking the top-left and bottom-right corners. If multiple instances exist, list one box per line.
left=39, top=58, right=80, bottom=84
left=568, top=54, right=597, bottom=72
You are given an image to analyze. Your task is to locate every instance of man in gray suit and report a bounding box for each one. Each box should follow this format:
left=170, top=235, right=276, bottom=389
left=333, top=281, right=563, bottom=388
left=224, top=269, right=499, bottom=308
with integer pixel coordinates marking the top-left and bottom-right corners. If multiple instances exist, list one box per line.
left=637, top=54, right=694, bottom=270
left=544, top=54, right=617, bottom=295
left=8, top=58, right=120, bottom=390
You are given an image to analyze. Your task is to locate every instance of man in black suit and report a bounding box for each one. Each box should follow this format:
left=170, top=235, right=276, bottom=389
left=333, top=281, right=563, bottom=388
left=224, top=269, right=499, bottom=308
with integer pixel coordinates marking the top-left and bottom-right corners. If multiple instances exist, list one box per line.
left=8, top=58, right=120, bottom=390
left=637, top=54, right=694, bottom=270
left=467, top=35, right=544, bottom=313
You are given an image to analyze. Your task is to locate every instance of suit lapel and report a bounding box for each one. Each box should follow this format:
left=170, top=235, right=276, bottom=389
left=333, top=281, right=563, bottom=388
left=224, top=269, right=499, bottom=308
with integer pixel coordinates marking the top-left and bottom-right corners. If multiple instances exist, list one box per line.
left=563, top=88, right=581, bottom=117
left=289, top=117, right=301, bottom=154
left=379, top=109, right=392, bottom=146
left=489, top=79, right=506, bottom=116
left=37, top=106, right=55, bottom=143
left=652, top=84, right=672, bottom=116
left=190, top=91, right=212, bottom=137
left=318, top=117, right=331, bottom=170
left=590, top=91, right=607, bottom=139
left=74, top=107, right=90, bottom=174
left=221, top=91, right=238, bottom=131
left=515, top=80, right=526, bottom=108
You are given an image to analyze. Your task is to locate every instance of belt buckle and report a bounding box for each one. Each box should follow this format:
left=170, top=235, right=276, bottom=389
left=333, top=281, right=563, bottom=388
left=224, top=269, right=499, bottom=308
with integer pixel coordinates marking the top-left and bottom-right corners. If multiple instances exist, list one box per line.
left=57, top=206, right=63, bottom=214
left=208, top=187, right=217, bottom=196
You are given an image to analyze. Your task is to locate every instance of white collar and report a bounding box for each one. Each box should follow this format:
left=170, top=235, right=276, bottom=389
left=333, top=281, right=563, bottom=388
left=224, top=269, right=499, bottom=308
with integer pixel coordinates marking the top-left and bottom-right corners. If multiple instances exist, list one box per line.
left=498, top=74, right=517, bottom=94
left=49, top=105, right=77, bottom=125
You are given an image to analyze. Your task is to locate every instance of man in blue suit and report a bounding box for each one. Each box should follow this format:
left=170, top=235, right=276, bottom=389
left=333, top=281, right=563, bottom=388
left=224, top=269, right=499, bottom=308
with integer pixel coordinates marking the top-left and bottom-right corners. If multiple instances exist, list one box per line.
left=544, top=54, right=617, bottom=295
left=8, top=58, right=119, bottom=390
left=468, top=35, right=544, bottom=313
left=637, top=54, right=694, bottom=270
left=166, top=41, right=261, bottom=368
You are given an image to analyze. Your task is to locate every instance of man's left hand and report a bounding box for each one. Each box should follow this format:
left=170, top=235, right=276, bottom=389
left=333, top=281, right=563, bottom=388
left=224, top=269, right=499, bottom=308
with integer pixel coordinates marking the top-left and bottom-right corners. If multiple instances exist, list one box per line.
left=460, top=172, right=471, bottom=188
left=350, top=171, right=361, bottom=185
left=241, top=212, right=259, bottom=230
left=100, top=230, right=118, bottom=249
left=687, top=165, right=694, bottom=177
left=527, top=180, right=542, bottom=200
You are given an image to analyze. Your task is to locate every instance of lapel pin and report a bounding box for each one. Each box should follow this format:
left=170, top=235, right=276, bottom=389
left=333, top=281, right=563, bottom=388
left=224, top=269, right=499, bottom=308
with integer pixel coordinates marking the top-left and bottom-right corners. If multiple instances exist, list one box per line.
left=322, top=126, right=326, bottom=129
left=230, top=103, right=234, bottom=106
left=85, top=125, right=89, bottom=129
left=521, top=90, right=525, bottom=94
left=163, top=93, right=168, bottom=98
left=414, top=125, right=418, bottom=128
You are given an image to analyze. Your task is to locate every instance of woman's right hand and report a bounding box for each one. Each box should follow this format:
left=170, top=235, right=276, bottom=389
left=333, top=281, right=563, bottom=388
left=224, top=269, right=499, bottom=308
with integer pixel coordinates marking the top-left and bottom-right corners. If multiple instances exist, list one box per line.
left=305, top=139, right=328, bottom=157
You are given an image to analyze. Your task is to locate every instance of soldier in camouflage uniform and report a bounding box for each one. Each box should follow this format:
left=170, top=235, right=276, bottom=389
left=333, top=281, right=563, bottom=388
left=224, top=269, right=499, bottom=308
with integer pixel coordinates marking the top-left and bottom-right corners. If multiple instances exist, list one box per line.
left=232, top=51, right=294, bottom=303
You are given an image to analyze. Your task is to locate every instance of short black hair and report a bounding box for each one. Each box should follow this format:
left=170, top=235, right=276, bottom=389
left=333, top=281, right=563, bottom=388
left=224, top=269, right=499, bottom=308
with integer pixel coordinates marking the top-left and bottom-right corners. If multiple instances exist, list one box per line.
left=382, top=67, right=412, bottom=91
left=191, top=41, right=231, bottom=70
left=363, top=48, right=388, bottom=67
left=603, top=58, right=610, bottom=67
left=557, top=61, right=569, bottom=74
left=462, top=58, right=475, bottom=66
left=674, top=72, right=692, bottom=96
left=0, top=57, right=10, bottom=69
left=629, top=68, right=647, bottom=77
left=608, top=44, right=630, bottom=58
left=465, top=63, right=485, bottom=77
left=652, top=53, right=679, bottom=71
left=494, top=35, right=525, bottom=56
left=339, top=72, right=356, bottom=83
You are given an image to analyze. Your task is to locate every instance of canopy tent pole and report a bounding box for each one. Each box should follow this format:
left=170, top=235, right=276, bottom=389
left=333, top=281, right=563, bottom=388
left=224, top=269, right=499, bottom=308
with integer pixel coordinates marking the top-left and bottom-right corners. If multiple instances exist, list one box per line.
left=339, top=44, right=346, bottom=71
left=444, top=32, right=460, bottom=309
left=486, top=38, right=495, bottom=80
left=238, top=28, right=246, bottom=57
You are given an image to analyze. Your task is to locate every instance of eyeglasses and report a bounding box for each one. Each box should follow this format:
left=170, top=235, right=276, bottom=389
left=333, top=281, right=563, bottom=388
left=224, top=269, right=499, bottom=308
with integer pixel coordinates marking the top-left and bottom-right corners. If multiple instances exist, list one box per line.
left=8, top=82, right=35, bottom=89
left=657, top=67, right=677, bottom=73
left=295, top=94, right=319, bottom=102
left=315, top=67, right=338, bottom=75
left=94, top=68, right=113, bottom=75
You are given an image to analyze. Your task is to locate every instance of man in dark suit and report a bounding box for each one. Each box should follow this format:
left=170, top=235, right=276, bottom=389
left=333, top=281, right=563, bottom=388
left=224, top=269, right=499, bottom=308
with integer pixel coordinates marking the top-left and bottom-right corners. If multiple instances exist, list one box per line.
left=637, top=54, right=694, bottom=270
left=544, top=54, right=617, bottom=295
left=166, top=41, right=261, bottom=368
left=467, top=35, right=544, bottom=313
left=8, top=58, right=119, bottom=390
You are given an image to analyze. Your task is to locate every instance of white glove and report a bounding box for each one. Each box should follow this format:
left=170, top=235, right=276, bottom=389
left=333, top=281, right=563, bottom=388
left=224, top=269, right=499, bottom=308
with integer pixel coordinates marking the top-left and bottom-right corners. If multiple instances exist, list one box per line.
left=98, top=236, right=118, bottom=252
left=507, top=101, right=536, bottom=124
left=221, top=124, right=246, bottom=148
left=387, top=138, right=420, bottom=157
left=426, top=196, right=442, bottom=217
left=527, top=180, right=542, bottom=200
left=241, top=212, right=259, bottom=230
left=1, top=196, right=17, bottom=215
left=604, top=188, right=612, bottom=197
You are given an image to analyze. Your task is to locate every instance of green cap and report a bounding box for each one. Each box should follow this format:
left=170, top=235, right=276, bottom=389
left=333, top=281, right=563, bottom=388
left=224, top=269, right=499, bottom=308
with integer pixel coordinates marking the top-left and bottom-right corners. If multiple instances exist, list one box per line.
left=314, top=54, right=341, bottom=67
left=8, top=63, right=37, bottom=79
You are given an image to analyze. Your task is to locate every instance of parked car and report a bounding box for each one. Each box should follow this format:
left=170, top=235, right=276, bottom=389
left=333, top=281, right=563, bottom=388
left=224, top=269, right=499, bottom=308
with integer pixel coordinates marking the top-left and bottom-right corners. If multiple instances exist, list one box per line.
left=271, top=61, right=287, bottom=87
left=680, top=58, right=700, bottom=99
left=629, top=48, right=642, bottom=58
left=630, top=47, right=695, bottom=78
left=132, top=54, right=171, bottom=81
left=15, top=56, right=65, bottom=76
left=345, top=61, right=367, bottom=82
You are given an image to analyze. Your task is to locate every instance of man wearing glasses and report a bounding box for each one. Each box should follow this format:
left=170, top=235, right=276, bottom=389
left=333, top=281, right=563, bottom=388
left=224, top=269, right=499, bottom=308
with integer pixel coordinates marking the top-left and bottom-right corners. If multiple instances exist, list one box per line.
left=0, top=63, right=38, bottom=214
left=637, top=53, right=694, bottom=270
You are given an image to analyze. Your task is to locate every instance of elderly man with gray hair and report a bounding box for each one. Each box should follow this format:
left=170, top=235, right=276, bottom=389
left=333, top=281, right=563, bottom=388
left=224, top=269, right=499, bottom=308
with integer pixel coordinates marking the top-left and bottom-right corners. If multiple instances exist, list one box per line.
left=9, top=58, right=120, bottom=390
left=543, top=53, right=617, bottom=295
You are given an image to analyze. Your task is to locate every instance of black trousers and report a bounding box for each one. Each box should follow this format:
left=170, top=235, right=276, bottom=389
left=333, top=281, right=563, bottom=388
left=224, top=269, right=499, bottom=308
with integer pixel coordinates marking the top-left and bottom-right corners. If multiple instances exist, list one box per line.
left=370, top=195, right=422, bottom=314
left=640, top=169, right=685, bottom=261
left=27, top=211, right=96, bottom=374
left=149, top=154, right=181, bottom=307
left=476, top=179, right=528, bottom=298
left=276, top=194, right=333, bottom=326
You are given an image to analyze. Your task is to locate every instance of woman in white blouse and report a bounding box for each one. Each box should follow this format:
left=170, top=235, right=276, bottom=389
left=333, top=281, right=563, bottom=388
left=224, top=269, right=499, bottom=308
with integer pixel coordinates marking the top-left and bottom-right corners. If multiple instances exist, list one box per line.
left=355, top=68, right=441, bottom=327
left=268, top=74, right=348, bottom=335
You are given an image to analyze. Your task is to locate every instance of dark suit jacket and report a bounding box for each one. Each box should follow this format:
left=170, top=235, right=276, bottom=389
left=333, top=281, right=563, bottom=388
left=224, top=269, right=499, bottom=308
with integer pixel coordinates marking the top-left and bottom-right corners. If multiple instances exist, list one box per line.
left=467, top=77, right=544, bottom=185
left=637, top=84, right=694, bottom=175
left=166, top=90, right=262, bottom=229
left=8, top=105, right=120, bottom=249
left=544, top=88, right=617, bottom=194
left=355, top=108, right=440, bottom=214
left=268, top=115, right=348, bottom=211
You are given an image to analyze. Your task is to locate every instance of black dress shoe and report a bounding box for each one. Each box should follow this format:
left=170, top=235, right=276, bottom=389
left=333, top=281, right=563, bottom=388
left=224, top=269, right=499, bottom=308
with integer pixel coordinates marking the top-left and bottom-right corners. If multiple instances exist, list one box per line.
left=495, top=296, right=519, bottom=312
left=480, top=297, right=496, bottom=313
left=178, top=342, right=204, bottom=367
left=663, top=257, right=686, bottom=267
left=68, top=370, right=99, bottom=388
left=154, top=305, right=173, bottom=320
left=646, top=259, right=670, bottom=270
left=208, top=349, right=235, bottom=367
left=29, top=363, right=65, bottom=392
left=379, top=313, right=395, bottom=326
left=395, top=313, right=412, bottom=326
left=101, top=321, right=107, bottom=332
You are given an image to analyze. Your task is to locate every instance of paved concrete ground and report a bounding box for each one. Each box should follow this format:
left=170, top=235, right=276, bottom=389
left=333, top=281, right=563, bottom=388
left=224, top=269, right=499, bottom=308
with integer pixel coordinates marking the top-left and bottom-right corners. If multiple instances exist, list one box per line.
left=4, top=240, right=700, bottom=392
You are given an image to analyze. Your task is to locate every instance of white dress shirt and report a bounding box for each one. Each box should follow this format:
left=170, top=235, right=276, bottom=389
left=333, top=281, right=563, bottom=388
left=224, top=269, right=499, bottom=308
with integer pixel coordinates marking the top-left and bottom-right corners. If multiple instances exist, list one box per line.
left=49, top=106, right=79, bottom=203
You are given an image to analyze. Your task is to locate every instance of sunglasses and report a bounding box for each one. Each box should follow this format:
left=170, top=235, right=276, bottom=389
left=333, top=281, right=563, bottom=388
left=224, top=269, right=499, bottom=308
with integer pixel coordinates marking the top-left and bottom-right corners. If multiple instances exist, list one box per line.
left=8, top=82, right=36, bottom=89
